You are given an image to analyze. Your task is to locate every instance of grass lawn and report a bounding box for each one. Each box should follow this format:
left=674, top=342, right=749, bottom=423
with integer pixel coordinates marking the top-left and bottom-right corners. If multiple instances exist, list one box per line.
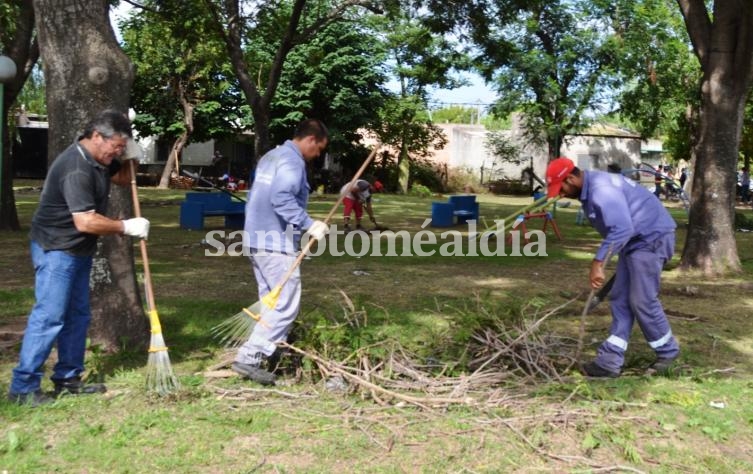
left=2, top=182, right=753, bottom=473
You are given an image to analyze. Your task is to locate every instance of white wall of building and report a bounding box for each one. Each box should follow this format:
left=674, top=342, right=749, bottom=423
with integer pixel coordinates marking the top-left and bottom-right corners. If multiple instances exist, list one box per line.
left=135, top=137, right=216, bottom=166
left=181, top=140, right=215, bottom=166
left=431, top=123, right=645, bottom=186
left=560, top=133, right=642, bottom=172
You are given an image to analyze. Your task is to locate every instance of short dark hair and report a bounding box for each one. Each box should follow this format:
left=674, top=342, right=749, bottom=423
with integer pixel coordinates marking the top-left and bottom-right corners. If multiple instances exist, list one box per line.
left=293, top=119, right=328, bottom=141
left=81, top=109, right=132, bottom=140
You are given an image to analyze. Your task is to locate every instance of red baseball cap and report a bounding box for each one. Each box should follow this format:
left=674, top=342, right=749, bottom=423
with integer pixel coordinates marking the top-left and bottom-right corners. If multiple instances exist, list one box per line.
left=545, top=157, right=575, bottom=198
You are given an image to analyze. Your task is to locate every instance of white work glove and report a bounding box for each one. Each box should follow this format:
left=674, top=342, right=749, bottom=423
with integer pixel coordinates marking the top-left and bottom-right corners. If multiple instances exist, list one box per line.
left=122, top=138, right=143, bottom=162
left=305, top=220, right=329, bottom=241
left=122, top=217, right=150, bottom=239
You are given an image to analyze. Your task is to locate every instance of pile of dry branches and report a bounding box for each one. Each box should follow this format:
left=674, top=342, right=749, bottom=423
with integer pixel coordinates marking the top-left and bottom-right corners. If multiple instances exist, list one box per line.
left=263, top=295, right=584, bottom=410
left=467, top=297, right=582, bottom=383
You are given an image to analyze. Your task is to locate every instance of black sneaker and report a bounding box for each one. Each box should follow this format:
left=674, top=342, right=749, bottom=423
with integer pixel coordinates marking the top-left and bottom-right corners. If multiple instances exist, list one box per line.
left=52, top=377, right=107, bottom=397
left=231, top=362, right=276, bottom=385
left=8, top=390, right=54, bottom=407
left=647, top=357, right=677, bottom=375
left=581, top=361, right=620, bottom=378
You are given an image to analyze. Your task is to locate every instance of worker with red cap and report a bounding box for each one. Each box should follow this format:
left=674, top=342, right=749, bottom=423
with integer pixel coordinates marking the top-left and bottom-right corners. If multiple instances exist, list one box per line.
left=546, top=157, right=679, bottom=377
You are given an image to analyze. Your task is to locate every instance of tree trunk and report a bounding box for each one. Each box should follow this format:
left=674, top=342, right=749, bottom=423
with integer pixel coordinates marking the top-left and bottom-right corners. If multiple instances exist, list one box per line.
left=158, top=134, right=187, bottom=189
left=1, top=0, right=39, bottom=231
left=681, top=94, right=742, bottom=273
left=397, top=138, right=410, bottom=194
left=158, top=85, right=194, bottom=189
left=253, top=112, right=273, bottom=159
left=34, top=0, right=148, bottom=350
left=677, top=0, right=753, bottom=275
left=1, top=79, right=21, bottom=231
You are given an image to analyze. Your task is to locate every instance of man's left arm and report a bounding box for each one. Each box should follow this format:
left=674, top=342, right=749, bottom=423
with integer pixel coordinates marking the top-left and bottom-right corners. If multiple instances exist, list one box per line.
left=364, top=200, right=376, bottom=223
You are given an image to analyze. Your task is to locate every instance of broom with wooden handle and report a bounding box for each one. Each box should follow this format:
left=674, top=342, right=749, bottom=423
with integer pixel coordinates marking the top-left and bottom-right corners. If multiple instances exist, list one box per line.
left=211, top=143, right=382, bottom=347
left=129, top=160, right=180, bottom=395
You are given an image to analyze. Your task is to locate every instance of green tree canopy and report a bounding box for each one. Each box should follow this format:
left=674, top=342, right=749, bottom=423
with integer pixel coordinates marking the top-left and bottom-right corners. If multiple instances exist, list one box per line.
left=267, top=16, right=390, bottom=154
left=421, top=0, right=627, bottom=159
left=612, top=0, right=699, bottom=163
left=120, top=0, right=247, bottom=142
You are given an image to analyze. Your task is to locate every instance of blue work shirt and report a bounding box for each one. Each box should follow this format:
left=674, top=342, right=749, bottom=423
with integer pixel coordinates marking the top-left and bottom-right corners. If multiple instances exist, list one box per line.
left=243, top=140, right=315, bottom=254
left=580, top=170, right=676, bottom=261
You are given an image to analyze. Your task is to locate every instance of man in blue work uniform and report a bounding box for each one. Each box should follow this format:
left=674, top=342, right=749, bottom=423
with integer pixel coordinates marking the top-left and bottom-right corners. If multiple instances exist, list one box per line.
left=233, top=119, right=329, bottom=385
left=546, top=157, right=680, bottom=377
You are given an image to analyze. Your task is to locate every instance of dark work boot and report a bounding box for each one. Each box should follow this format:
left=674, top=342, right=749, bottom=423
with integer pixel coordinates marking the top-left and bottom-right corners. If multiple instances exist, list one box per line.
left=231, top=362, right=276, bottom=386
left=647, top=357, right=678, bottom=376
left=581, top=361, right=620, bottom=378
left=8, top=390, right=55, bottom=407
left=53, top=377, right=107, bottom=397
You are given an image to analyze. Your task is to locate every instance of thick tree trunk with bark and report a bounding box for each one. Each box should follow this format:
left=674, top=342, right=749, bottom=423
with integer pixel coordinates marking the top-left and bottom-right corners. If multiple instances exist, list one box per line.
left=683, top=94, right=742, bottom=272
left=34, top=0, right=148, bottom=350
left=1, top=0, right=38, bottom=231
left=677, top=0, right=753, bottom=275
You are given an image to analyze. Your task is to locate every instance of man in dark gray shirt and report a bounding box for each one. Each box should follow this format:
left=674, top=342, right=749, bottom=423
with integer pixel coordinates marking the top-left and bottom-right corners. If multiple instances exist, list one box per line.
left=8, top=110, right=150, bottom=406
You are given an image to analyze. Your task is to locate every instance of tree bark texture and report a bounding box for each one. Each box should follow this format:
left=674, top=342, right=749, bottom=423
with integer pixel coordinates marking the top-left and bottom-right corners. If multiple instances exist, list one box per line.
left=34, top=0, right=148, bottom=350
left=1, top=0, right=39, bottom=231
left=678, top=0, right=753, bottom=274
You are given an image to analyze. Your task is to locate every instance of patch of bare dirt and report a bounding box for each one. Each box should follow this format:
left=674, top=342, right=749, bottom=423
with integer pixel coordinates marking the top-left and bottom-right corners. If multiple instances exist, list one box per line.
left=0, top=316, right=26, bottom=356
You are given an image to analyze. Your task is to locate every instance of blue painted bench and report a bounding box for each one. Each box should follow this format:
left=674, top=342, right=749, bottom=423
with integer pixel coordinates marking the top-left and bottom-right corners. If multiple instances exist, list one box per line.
left=431, top=194, right=480, bottom=227
left=179, top=192, right=245, bottom=230
left=448, top=194, right=479, bottom=224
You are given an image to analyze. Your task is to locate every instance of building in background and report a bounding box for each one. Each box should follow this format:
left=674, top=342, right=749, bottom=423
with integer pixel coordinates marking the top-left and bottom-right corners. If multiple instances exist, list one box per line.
left=427, top=120, right=657, bottom=193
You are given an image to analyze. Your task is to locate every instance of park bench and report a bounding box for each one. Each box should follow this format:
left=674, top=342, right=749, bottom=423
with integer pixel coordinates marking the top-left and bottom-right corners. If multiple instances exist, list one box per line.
left=431, top=194, right=480, bottom=227
left=179, top=191, right=245, bottom=230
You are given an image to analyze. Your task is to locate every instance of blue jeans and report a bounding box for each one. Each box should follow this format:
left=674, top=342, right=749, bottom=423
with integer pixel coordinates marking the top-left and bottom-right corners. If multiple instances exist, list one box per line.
left=10, top=241, right=93, bottom=395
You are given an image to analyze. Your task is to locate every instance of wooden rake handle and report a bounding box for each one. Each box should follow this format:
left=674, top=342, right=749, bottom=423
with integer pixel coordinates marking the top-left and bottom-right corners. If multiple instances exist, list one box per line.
left=274, top=142, right=382, bottom=289
left=129, top=160, right=157, bottom=313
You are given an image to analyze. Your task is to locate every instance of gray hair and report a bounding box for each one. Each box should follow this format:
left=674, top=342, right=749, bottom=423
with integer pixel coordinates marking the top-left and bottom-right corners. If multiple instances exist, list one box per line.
left=80, top=109, right=132, bottom=140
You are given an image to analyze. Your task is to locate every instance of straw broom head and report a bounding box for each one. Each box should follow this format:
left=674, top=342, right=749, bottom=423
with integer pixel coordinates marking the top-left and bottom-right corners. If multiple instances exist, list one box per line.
left=145, top=310, right=180, bottom=396
left=210, top=300, right=271, bottom=348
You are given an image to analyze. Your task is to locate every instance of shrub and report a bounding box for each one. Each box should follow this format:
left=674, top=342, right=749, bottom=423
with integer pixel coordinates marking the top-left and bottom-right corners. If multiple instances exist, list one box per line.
left=409, top=183, right=433, bottom=198
left=446, top=167, right=484, bottom=194
left=410, top=159, right=445, bottom=192
left=487, top=179, right=532, bottom=196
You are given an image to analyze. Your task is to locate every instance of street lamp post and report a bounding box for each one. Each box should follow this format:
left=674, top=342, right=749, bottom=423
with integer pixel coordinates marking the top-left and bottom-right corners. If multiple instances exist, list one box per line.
left=0, top=55, right=19, bottom=216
